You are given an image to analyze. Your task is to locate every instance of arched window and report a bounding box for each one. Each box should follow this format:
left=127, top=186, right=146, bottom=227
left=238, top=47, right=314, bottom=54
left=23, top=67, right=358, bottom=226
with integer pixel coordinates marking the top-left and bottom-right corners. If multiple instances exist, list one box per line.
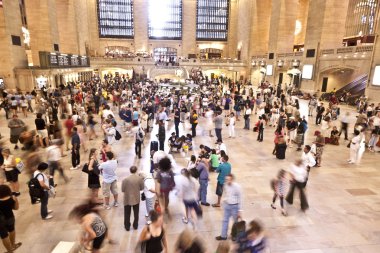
left=148, top=0, right=182, bottom=40
left=97, top=0, right=134, bottom=38
left=345, top=0, right=378, bottom=37
left=196, top=0, right=229, bottom=41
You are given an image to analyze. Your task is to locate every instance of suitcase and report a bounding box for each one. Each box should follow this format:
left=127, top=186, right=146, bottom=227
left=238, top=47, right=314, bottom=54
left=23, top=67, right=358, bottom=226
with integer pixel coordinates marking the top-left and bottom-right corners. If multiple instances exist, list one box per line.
left=150, top=141, right=159, bottom=151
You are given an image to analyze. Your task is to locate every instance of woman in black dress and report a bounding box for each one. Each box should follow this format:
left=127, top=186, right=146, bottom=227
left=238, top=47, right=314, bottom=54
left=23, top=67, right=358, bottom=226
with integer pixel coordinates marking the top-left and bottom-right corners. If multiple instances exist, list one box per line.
left=87, top=148, right=101, bottom=204
left=0, top=185, right=21, bottom=252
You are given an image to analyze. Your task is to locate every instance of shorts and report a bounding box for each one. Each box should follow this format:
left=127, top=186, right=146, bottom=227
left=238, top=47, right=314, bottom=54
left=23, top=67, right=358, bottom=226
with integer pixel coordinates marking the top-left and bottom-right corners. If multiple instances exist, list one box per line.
left=93, top=229, right=107, bottom=250
left=37, top=130, right=47, bottom=138
left=0, top=217, right=15, bottom=239
left=183, top=200, right=198, bottom=210
left=5, top=169, right=19, bottom=182
left=10, top=135, right=20, bottom=144
left=102, top=180, right=118, bottom=197
left=216, top=182, right=224, bottom=196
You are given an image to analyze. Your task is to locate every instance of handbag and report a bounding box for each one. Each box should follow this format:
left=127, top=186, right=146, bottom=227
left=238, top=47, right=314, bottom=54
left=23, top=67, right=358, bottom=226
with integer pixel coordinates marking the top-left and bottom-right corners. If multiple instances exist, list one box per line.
left=141, top=192, right=146, bottom=201
left=48, top=186, right=56, bottom=198
left=154, top=199, right=161, bottom=213
left=231, top=219, right=246, bottom=241
left=81, top=163, right=89, bottom=174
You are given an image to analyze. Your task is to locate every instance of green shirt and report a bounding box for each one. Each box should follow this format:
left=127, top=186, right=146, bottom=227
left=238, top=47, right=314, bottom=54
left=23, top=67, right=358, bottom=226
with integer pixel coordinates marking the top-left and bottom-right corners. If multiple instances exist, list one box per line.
left=210, top=154, right=219, bottom=168
left=216, top=162, right=231, bottom=184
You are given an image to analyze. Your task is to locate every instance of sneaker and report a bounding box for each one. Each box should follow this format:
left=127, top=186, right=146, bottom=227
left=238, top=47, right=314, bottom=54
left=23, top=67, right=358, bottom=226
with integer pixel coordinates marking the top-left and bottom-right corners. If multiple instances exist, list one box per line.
left=75, top=164, right=81, bottom=169
left=201, top=202, right=210, bottom=206
left=48, top=210, right=53, bottom=214
left=113, top=202, right=119, bottom=207
left=43, top=215, right=53, bottom=220
left=103, top=205, right=111, bottom=210
left=215, top=236, right=227, bottom=241
left=271, top=204, right=276, bottom=209
left=182, top=217, right=188, bottom=224
left=146, top=220, right=152, bottom=225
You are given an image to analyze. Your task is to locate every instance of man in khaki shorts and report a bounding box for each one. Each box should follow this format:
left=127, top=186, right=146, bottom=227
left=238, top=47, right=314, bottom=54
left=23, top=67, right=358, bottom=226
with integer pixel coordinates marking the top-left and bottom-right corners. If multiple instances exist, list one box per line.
left=99, top=151, right=119, bottom=209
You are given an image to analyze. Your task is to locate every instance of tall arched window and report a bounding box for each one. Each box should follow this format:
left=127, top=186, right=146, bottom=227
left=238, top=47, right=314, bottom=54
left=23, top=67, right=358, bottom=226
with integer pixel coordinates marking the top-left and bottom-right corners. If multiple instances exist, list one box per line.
left=97, top=0, right=134, bottom=38
left=345, top=0, right=378, bottom=37
left=148, top=0, right=182, bottom=40
left=196, top=0, right=229, bottom=41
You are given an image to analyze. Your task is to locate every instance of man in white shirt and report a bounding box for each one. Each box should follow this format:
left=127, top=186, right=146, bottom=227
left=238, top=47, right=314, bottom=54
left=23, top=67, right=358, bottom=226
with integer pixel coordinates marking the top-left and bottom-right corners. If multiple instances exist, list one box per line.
left=102, top=120, right=117, bottom=145
left=215, top=174, right=242, bottom=241
left=285, top=159, right=309, bottom=211
left=102, top=105, right=115, bottom=120
left=46, top=141, right=69, bottom=185
left=140, top=172, right=156, bottom=224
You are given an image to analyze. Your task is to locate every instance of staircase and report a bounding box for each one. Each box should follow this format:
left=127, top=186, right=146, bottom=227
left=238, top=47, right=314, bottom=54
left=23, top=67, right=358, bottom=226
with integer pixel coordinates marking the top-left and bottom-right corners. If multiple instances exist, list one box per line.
left=321, top=74, right=367, bottom=102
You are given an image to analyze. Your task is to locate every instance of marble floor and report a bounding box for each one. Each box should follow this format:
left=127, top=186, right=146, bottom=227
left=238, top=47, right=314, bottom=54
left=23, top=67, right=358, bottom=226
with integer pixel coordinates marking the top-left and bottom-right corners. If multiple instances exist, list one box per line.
left=1, top=99, right=380, bottom=253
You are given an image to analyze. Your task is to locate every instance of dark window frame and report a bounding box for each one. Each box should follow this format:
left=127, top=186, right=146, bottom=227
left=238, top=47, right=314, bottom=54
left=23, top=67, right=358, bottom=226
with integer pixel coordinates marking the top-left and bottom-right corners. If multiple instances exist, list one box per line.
left=97, top=0, right=134, bottom=39
left=196, top=0, right=230, bottom=41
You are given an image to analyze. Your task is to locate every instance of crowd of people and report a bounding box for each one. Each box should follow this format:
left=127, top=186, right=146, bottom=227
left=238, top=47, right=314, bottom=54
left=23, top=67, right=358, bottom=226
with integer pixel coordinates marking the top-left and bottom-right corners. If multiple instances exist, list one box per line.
left=0, top=74, right=378, bottom=252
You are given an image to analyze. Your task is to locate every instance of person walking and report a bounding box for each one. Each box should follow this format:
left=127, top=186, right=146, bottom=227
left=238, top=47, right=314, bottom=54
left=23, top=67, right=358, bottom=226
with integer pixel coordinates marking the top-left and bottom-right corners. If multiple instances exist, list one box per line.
left=135, top=126, right=144, bottom=159
left=99, top=152, right=119, bottom=210
left=46, top=141, right=69, bottom=186
left=69, top=202, right=108, bottom=253
left=348, top=128, right=365, bottom=164
left=315, top=102, right=325, bottom=125
left=155, top=157, right=175, bottom=218
left=313, top=131, right=325, bottom=167
left=339, top=112, right=350, bottom=140
left=215, top=174, right=242, bottom=241
left=34, top=162, right=53, bottom=220
left=70, top=127, right=81, bottom=170
left=174, top=107, right=181, bottom=137
left=137, top=210, right=168, bottom=253
left=64, top=115, right=74, bottom=151
left=270, top=169, right=288, bottom=216
left=257, top=116, right=265, bottom=142
left=121, top=166, right=144, bottom=231
left=157, top=120, right=166, bottom=151
left=228, top=112, right=235, bottom=138
left=179, top=169, right=200, bottom=227
left=214, top=112, right=224, bottom=144
left=212, top=155, right=232, bottom=208
left=285, top=159, right=309, bottom=211
left=205, top=108, right=214, bottom=137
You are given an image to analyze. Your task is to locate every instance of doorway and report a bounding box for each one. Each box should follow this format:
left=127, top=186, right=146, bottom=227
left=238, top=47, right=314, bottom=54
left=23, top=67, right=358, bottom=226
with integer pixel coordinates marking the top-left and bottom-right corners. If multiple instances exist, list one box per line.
left=322, top=77, right=328, bottom=92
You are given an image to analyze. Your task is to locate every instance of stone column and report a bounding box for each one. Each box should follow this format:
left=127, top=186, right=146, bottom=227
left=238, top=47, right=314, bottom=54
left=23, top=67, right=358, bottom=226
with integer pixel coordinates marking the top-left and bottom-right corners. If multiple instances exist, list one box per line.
left=182, top=0, right=197, bottom=58
left=366, top=14, right=380, bottom=101
left=56, top=0, right=79, bottom=54
left=134, top=0, right=149, bottom=53
left=25, top=0, right=60, bottom=66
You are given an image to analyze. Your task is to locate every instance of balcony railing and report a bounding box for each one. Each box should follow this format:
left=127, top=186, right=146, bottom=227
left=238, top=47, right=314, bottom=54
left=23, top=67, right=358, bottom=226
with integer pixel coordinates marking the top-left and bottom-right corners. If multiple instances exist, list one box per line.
left=321, top=45, right=374, bottom=55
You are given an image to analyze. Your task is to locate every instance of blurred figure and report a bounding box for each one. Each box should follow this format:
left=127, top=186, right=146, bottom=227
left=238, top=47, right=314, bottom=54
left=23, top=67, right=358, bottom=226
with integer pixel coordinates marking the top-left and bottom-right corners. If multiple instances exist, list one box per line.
left=69, top=202, right=108, bottom=253
left=137, top=210, right=168, bottom=253
left=174, top=229, right=206, bottom=253
left=313, top=130, right=325, bottom=167
left=216, top=241, right=230, bottom=253
left=270, top=169, right=288, bottom=216
left=348, top=128, right=365, bottom=164
left=237, top=220, right=266, bottom=253
left=285, top=159, right=309, bottom=211
left=155, top=157, right=175, bottom=218
left=8, top=114, right=26, bottom=150
left=215, top=174, right=242, bottom=241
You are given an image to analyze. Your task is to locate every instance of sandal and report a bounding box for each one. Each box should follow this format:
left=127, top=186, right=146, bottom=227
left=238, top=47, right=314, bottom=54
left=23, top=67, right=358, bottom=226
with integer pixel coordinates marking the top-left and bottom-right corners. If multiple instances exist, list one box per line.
left=212, top=204, right=221, bottom=208
left=13, top=242, right=22, bottom=250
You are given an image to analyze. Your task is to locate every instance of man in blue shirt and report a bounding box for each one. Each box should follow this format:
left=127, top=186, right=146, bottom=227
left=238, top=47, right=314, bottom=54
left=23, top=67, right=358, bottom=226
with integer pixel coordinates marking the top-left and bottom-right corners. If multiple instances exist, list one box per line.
left=70, top=127, right=81, bottom=170
left=197, top=155, right=210, bottom=206
left=212, top=155, right=231, bottom=207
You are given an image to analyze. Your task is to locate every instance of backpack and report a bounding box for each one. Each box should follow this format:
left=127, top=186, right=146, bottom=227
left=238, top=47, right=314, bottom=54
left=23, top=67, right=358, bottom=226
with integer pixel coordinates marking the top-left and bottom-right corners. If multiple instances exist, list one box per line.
left=115, top=129, right=122, bottom=140
left=28, top=173, right=44, bottom=199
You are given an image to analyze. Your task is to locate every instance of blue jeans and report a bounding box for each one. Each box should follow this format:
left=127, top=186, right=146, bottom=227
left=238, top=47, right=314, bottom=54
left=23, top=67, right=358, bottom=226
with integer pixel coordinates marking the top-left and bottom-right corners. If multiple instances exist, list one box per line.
left=244, top=117, right=250, bottom=129
left=215, top=128, right=222, bottom=142
left=199, top=179, right=208, bottom=203
left=221, top=203, right=239, bottom=238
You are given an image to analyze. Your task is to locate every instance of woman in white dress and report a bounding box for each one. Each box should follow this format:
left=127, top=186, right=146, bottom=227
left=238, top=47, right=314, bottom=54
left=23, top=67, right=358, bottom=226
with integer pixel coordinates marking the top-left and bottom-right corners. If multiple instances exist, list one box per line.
left=348, top=128, right=365, bottom=164
left=204, top=108, right=214, bottom=137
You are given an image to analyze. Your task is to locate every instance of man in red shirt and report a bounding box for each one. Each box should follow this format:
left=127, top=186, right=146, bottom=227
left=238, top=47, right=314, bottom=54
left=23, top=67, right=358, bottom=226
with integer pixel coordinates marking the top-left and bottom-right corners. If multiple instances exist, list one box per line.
left=64, top=115, right=74, bottom=151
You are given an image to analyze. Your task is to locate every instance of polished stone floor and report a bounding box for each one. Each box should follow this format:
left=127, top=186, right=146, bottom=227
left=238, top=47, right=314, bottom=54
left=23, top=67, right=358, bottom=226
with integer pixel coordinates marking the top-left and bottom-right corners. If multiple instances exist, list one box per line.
left=1, top=99, right=380, bottom=253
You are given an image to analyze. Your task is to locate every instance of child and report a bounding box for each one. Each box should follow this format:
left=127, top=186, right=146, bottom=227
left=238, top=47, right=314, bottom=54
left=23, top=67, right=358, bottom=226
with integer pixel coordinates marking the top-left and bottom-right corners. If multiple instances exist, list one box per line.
left=270, top=169, right=288, bottom=216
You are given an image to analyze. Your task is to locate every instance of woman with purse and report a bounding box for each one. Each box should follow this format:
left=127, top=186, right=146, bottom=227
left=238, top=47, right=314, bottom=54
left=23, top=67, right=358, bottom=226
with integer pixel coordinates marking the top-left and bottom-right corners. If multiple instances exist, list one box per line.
left=137, top=210, right=167, bottom=253
left=1, top=149, right=20, bottom=196
left=87, top=149, right=101, bottom=204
